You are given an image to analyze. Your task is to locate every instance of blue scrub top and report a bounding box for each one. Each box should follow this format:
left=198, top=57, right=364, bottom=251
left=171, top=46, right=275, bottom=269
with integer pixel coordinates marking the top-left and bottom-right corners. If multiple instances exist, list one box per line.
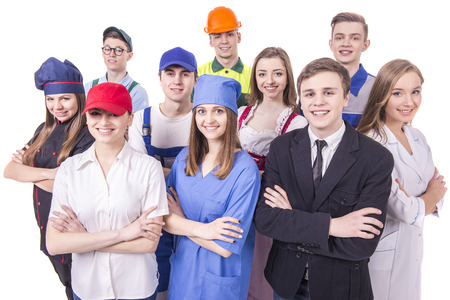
left=166, top=147, right=260, bottom=300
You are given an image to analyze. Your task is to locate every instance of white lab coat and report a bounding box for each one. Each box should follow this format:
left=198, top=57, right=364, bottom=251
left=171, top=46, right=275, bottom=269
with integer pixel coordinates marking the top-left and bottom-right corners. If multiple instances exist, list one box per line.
left=368, top=124, right=444, bottom=300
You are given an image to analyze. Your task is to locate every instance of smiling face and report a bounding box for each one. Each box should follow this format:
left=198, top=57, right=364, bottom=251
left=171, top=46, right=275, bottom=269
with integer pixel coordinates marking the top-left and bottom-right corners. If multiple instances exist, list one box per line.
left=384, top=71, right=422, bottom=128
left=329, top=21, right=370, bottom=67
left=209, top=30, right=241, bottom=61
left=102, top=37, right=133, bottom=73
left=195, top=104, right=228, bottom=144
left=86, top=108, right=133, bottom=146
left=46, top=93, right=79, bottom=123
left=160, top=66, right=197, bottom=103
left=300, top=71, right=348, bottom=139
left=255, top=57, right=287, bottom=102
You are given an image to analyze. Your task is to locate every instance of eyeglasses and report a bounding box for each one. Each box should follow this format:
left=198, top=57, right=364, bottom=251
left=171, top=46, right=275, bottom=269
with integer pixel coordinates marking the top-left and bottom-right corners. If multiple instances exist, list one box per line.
left=102, top=46, right=130, bottom=56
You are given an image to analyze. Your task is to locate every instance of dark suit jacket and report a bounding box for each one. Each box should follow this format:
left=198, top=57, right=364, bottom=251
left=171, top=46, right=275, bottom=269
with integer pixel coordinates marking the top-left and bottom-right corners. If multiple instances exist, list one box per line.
left=254, top=122, right=394, bottom=300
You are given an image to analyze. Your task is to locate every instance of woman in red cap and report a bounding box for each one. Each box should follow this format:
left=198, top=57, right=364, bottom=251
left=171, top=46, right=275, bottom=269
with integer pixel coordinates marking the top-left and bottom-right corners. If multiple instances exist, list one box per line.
left=45, top=82, right=168, bottom=300
left=4, top=57, right=94, bottom=300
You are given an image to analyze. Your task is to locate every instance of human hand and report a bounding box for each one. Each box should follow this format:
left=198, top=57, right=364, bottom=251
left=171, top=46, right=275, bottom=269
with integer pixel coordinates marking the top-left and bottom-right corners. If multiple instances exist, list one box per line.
left=50, top=205, right=86, bottom=233
left=195, top=217, right=244, bottom=244
left=119, top=206, right=164, bottom=242
left=422, top=168, right=447, bottom=214
left=167, top=186, right=185, bottom=218
left=329, top=207, right=384, bottom=239
left=264, top=185, right=292, bottom=210
left=424, top=169, right=447, bottom=201
left=11, top=145, right=28, bottom=164
left=395, top=178, right=410, bottom=197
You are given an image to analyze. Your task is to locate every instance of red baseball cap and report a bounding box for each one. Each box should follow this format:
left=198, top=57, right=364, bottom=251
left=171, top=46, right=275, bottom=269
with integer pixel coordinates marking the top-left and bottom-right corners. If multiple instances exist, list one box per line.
left=83, top=82, right=132, bottom=116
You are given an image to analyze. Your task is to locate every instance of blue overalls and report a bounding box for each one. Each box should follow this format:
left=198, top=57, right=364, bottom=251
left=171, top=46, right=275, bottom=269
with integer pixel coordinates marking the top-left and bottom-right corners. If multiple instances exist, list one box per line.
left=142, top=106, right=184, bottom=292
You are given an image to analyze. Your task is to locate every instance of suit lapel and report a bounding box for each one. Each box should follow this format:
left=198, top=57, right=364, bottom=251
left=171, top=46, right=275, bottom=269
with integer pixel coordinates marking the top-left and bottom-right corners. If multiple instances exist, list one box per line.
left=311, top=124, right=358, bottom=212
left=290, top=129, right=315, bottom=210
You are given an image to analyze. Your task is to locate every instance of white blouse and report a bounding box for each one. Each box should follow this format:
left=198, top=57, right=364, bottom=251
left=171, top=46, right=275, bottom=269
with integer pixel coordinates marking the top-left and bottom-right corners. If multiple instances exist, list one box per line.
left=238, top=103, right=308, bottom=156
left=50, top=141, right=168, bottom=300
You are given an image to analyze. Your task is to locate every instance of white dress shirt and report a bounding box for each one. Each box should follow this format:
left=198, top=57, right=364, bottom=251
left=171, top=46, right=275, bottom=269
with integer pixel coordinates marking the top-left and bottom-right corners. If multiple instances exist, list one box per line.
left=50, top=141, right=168, bottom=300
left=308, top=121, right=346, bottom=174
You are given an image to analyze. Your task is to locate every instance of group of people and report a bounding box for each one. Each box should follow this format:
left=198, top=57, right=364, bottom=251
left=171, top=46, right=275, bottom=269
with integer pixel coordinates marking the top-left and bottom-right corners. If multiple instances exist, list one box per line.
left=3, top=6, right=447, bottom=300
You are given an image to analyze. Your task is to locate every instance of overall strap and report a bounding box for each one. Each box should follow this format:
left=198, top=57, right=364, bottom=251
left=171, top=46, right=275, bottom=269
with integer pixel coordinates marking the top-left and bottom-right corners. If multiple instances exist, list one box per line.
left=141, top=106, right=184, bottom=167
left=238, top=106, right=252, bottom=129
left=92, top=79, right=138, bottom=93
left=128, top=80, right=139, bottom=93
left=281, top=112, right=298, bottom=134
left=142, top=107, right=152, bottom=155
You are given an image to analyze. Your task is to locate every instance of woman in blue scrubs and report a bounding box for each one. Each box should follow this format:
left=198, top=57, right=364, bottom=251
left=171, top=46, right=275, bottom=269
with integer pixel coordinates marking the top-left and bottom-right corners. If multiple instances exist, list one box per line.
left=163, top=74, right=261, bottom=300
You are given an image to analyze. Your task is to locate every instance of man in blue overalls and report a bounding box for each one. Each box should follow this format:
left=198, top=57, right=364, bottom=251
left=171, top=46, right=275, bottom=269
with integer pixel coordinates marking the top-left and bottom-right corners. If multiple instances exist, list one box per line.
left=128, top=46, right=197, bottom=300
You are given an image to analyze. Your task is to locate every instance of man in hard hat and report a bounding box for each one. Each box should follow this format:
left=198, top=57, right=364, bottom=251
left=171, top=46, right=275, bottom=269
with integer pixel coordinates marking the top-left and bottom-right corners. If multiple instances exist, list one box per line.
left=85, top=26, right=149, bottom=112
left=198, top=6, right=251, bottom=107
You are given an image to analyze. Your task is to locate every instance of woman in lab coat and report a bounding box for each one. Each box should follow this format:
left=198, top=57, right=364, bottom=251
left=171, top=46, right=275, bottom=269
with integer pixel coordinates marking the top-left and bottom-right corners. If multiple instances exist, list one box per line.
left=358, top=59, right=447, bottom=300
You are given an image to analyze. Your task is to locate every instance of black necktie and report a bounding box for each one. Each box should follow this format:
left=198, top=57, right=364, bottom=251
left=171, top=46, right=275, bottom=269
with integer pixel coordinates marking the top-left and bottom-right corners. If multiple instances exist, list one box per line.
left=313, top=139, right=327, bottom=191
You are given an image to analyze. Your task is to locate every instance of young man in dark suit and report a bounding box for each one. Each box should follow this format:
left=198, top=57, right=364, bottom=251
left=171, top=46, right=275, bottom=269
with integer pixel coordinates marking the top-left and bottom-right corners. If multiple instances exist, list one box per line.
left=254, top=57, right=394, bottom=300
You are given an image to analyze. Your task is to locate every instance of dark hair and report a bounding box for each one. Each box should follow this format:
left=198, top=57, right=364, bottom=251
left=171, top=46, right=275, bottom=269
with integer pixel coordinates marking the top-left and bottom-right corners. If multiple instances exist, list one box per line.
left=248, top=47, right=298, bottom=111
left=297, top=57, right=351, bottom=97
left=158, top=65, right=198, bottom=79
left=331, top=12, right=369, bottom=41
left=358, top=59, right=424, bottom=142
left=103, top=31, right=131, bottom=51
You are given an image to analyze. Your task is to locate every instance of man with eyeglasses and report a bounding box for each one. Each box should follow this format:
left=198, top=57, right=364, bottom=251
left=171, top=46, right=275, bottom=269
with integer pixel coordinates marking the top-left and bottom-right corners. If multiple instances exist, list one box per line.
left=84, top=26, right=149, bottom=112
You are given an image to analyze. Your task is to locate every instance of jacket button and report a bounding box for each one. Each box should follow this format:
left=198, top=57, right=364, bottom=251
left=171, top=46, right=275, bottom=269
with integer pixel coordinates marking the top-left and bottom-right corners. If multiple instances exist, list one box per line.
left=52, top=152, right=57, bottom=156
left=40, top=226, right=44, bottom=229
left=340, top=199, right=347, bottom=205
left=296, top=252, right=302, bottom=259
left=37, top=202, right=41, bottom=205
left=354, top=264, right=360, bottom=270
left=37, top=149, right=40, bottom=153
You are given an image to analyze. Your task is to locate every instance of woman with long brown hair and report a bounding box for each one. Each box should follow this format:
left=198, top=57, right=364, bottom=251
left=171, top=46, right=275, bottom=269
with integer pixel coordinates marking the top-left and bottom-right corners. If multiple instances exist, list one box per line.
left=163, top=75, right=260, bottom=300
left=238, top=47, right=307, bottom=300
left=359, top=59, right=446, bottom=300
left=3, top=57, right=94, bottom=299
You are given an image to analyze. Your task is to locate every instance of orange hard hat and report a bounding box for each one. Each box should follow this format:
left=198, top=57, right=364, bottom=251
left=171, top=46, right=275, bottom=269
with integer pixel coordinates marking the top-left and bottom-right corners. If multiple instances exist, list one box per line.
left=204, top=6, right=242, bottom=34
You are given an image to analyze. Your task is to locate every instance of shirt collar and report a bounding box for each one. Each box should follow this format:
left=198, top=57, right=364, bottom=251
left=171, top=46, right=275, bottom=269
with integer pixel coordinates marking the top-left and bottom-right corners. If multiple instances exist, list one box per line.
left=104, top=72, right=131, bottom=85
left=350, top=64, right=370, bottom=96
left=308, top=121, right=346, bottom=151
left=211, top=57, right=244, bottom=73
left=383, top=123, right=419, bottom=145
left=76, top=140, right=133, bottom=171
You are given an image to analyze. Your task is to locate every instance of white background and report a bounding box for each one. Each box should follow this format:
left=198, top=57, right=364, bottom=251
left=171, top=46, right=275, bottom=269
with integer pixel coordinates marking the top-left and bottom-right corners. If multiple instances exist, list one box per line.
left=1, top=0, right=448, bottom=299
